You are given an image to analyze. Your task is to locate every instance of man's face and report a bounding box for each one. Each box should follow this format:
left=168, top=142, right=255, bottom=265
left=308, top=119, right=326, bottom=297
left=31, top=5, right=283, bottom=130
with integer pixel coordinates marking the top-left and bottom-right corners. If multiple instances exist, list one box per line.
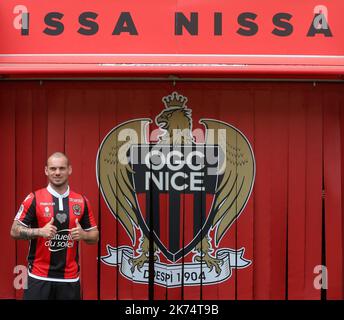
left=45, top=156, right=72, bottom=187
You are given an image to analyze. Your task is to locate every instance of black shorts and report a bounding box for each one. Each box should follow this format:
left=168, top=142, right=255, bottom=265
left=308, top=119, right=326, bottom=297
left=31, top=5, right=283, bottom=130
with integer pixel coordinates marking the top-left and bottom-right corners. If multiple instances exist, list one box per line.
left=23, top=276, right=81, bottom=300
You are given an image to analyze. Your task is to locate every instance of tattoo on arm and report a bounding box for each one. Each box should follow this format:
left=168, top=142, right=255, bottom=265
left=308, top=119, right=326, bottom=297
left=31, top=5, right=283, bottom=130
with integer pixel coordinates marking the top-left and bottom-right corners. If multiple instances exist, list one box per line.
left=15, top=223, right=39, bottom=240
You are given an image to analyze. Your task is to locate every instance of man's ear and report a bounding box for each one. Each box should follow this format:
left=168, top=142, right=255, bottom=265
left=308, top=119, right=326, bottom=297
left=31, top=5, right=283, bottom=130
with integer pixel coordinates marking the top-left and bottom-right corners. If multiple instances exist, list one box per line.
left=68, top=165, right=72, bottom=175
left=44, top=166, right=48, bottom=176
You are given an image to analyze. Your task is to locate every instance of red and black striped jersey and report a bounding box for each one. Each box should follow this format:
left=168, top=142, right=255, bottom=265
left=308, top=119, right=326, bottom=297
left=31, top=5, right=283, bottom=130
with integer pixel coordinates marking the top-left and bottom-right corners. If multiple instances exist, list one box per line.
left=14, top=185, right=97, bottom=282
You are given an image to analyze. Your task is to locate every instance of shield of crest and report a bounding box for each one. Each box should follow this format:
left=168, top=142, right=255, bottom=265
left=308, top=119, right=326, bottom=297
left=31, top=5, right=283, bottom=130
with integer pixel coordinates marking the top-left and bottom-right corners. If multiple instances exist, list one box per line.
left=130, top=143, right=221, bottom=262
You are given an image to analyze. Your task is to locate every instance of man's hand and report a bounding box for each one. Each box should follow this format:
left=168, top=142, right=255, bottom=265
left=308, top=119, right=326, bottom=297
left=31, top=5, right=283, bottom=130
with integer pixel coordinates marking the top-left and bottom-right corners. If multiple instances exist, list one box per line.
left=10, top=218, right=57, bottom=240
left=71, top=219, right=85, bottom=241
left=39, top=217, right=57, bottom=239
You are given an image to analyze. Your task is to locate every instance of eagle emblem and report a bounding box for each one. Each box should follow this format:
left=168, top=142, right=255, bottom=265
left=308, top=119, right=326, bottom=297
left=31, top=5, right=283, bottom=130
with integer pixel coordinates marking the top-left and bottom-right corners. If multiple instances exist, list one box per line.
left=97, top=92, right=255, bottom=287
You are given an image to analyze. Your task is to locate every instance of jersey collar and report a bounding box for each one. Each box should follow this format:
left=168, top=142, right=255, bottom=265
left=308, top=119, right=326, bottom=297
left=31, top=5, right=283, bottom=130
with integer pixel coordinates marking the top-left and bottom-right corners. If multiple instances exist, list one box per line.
left=47, top=184, right=70, bottom=211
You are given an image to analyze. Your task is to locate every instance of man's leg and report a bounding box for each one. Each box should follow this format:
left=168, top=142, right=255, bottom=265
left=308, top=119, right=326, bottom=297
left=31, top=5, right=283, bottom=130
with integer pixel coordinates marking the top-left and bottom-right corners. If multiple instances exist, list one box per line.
left=55, top=281, right=81, bottom=300
left=23, top=276, right=55, bottom=300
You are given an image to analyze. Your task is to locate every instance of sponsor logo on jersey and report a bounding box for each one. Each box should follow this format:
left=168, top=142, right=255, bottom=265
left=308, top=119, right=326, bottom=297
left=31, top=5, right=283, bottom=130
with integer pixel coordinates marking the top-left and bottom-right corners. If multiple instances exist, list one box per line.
left=70, top=198, right=83, bottom=203
left=45, top=229, right=74, bottom=252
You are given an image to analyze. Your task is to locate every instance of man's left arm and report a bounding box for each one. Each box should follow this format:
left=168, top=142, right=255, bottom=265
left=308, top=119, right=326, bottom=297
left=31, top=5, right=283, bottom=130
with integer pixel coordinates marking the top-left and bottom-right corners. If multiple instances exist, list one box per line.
left=71, top=219, right=99, bottom=244
left=83, top=228, right=99, bottom=244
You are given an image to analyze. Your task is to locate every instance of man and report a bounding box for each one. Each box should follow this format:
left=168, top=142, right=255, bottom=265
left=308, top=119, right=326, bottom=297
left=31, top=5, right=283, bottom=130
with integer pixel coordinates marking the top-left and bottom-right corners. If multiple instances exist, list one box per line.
left=10, top=152, right=99, bottom=300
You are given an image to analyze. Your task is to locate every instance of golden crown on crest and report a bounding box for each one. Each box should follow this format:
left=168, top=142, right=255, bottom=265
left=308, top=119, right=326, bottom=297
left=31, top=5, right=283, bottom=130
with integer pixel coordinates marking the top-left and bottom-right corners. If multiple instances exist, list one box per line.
left=162, top=92, right=188, bottom=109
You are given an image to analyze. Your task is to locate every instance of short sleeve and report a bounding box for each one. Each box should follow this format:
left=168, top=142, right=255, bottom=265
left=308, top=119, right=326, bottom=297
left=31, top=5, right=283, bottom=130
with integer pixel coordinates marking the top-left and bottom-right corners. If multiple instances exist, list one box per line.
left=14, top=193, right=36, bottom=227
left=80, top=196, right=97, bottom=231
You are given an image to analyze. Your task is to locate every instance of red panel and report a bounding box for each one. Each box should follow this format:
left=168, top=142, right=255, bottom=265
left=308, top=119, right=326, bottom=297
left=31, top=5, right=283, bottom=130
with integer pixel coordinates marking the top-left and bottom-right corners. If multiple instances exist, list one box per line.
left=98, top=89, right=119, bottom=300
left=267, top=89, right=289, bottom=299
left=137, top=194, right=147, bottom=221
left=32, top=85, right=48, bottom=190
left=323, top=90, right=344, bottom=300
left=1, top=1, right=344, bottom=75
left=302, top=88, right=323, bottom=299
left=159, top=194, right=169, bottom=255
left=46, top=87, right=65, bottom=154
left=0, top=88, right=16, bottom=299
left=286, top=84, right=323, bottom=299
left=180, top=194, right=194, bottom=249
left=14, top=88, right=33, bottom=299
left=341, top=90, right=344, bottom=300
left=287, top=87, right=307, bottom=299
left=253, top=90, right=273, bottom=299
left=155, top=193, right=168, bottom=300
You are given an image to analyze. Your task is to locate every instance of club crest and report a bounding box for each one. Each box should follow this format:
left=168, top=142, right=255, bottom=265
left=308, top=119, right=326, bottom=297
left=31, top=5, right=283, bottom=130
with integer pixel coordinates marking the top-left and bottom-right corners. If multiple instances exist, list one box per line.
left=72, top=204, right=81, bottom=216
left=97, top=92, right=255, bottom=287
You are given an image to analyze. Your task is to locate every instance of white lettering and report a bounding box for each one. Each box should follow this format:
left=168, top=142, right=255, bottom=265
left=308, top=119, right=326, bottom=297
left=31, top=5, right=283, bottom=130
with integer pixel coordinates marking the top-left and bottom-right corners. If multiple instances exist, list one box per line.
left=166, top=150, right=184, bottom=171
left=145, top=150, right=165, bottom=170
left=186, top=151, right=205, bottom=171
left=190, top=172, right=205, bottom=191
left=171, top=172, right=188, bottom=191
left=146, top=171, right=163, bottom=190
left=145, top=171, right=206, bottom=191
left=45, top=230, right=74, bottom=251
left=145, top=150, right=207, bottom=171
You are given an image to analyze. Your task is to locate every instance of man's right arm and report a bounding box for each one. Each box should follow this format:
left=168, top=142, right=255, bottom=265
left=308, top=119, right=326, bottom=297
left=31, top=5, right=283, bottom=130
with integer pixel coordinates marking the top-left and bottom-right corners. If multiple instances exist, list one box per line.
left=10, top=218, right=57, bottom=240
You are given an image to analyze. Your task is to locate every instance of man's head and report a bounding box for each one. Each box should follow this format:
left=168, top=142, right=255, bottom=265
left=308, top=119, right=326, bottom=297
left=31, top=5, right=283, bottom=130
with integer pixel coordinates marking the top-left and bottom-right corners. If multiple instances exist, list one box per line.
left=45, top=152, right=72, bottom=188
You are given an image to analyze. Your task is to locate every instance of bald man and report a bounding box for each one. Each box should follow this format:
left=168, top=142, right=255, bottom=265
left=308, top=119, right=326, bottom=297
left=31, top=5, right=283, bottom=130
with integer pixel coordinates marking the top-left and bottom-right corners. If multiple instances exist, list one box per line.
left=11, top=152, right=99, bottom=300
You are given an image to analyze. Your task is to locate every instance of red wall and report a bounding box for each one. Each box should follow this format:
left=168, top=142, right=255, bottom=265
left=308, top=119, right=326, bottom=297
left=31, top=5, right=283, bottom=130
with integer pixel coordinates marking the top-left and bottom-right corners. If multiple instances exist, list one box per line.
left=0, top=81, right=343, bottom=300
